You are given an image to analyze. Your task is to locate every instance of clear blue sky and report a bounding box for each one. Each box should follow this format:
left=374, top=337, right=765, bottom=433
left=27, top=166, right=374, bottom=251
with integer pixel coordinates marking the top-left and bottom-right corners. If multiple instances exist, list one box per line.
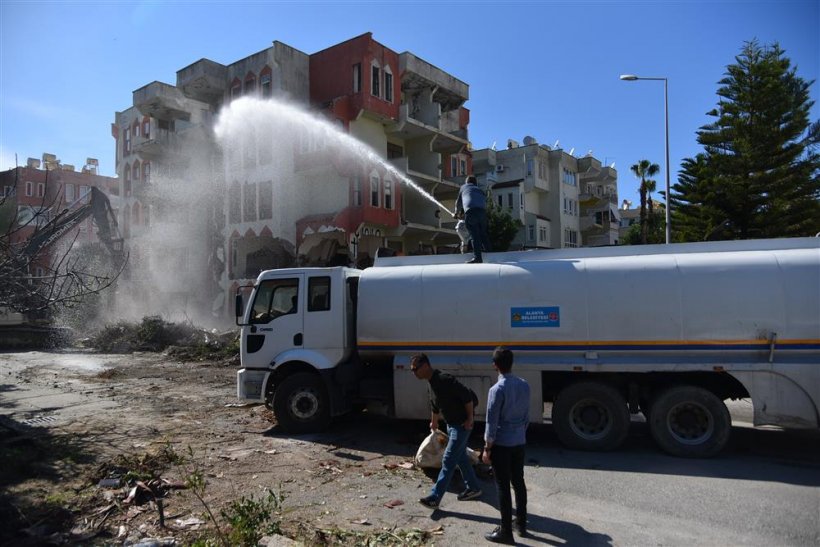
left=1, top=0, right=818, bottom=205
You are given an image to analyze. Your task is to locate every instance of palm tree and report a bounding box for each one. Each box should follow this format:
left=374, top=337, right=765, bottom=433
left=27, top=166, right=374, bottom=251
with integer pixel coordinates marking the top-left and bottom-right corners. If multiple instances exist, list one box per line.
left=630, top=160, right=660, bottom=244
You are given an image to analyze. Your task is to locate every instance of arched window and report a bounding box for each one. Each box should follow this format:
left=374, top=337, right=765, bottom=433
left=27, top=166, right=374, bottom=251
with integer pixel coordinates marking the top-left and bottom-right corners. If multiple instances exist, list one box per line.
left=260, top=66, right=272, bottom=97
left=244, top=72, right=257, bottom=94
left=143, top=162, right=150, bottom=183
left=132, top=202, right=141, bottom=226
left=371, top=61, right=381, bottom=97
left=369, top=171, right=380, bottom=207
left=133, top=161, right=140, bottom=183
left=384, top=65, right=393, bottom=103
left=230, top=78, right=242, bottom=99
left=384, top=178, right=393, bottom=209
left=123, top=205, right=131, bottom=238
left=124, top=163, right=131, bottom=197
left=144, top=205, right=150, bottom=227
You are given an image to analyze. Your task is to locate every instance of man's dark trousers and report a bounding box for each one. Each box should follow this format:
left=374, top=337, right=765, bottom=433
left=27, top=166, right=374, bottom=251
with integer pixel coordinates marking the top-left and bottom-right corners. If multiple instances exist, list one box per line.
left=490, top=444, right=527, bottom=532
left=465, top=208, right=490, bottom=262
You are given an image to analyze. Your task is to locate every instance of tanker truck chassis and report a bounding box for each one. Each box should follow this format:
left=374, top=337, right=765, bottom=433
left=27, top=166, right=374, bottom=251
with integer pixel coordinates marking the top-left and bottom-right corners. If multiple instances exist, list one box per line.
left=235, top=238, right=820, bottom=458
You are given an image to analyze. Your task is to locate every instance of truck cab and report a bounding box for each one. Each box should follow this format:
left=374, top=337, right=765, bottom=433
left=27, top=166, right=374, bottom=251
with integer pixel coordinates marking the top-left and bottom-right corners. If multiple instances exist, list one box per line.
left=236, top=267, right=360, bottom=431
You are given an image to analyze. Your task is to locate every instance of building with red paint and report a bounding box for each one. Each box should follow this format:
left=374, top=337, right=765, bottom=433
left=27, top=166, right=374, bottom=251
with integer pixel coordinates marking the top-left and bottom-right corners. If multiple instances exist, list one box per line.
left=112, top=33, right=470, bottom=319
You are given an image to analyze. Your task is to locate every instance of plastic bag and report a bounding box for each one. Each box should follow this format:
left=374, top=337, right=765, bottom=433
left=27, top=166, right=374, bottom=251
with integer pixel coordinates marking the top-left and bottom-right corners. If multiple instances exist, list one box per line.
left=414, top=429, right=481, bottom=469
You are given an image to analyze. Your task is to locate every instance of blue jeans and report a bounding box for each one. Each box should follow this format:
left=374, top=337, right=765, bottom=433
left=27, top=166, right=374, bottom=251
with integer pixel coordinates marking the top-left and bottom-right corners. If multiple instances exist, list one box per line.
left=465, top=208, right=490, bottom=261
left=430, top=424, right=481, bottom=501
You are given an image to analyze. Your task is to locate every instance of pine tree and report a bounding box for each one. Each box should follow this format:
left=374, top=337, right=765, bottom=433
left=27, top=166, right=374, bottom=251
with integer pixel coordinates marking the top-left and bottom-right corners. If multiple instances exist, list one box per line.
left=673, top=40, right=820, bottom=240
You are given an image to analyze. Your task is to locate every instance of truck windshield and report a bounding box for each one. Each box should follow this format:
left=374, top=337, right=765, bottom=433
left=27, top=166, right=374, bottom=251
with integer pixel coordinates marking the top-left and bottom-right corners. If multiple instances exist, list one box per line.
left=250, top=278, right=299, bottom=324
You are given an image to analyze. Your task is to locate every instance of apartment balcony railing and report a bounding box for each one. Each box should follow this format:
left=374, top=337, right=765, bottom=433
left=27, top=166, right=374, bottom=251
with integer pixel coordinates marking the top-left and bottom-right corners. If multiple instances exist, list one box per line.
left=133, top=82, right=192, bottom=122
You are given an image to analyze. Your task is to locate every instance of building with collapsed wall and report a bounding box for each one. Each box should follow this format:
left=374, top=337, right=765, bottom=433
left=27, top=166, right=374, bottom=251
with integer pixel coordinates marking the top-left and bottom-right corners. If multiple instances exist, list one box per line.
left=112, top=33, right=469, bottom=320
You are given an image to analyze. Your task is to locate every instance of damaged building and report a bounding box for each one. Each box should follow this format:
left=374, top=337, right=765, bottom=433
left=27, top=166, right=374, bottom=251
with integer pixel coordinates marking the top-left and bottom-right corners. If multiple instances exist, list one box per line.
left=112, top=33, right=469, bottom=320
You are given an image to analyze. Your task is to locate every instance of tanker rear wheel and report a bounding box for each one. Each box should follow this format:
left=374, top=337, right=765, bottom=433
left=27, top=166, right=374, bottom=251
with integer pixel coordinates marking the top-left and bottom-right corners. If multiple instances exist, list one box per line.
left=272, top=372, right=330, bottom=433
left=552, top=382, right=630, bottom=451
left=649, top=386, right=731, bottom=458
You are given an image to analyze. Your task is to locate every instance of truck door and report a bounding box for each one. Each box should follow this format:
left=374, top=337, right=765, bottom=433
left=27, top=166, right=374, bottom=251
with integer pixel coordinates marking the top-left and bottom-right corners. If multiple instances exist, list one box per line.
left=243, top=275, right=304, bottom=368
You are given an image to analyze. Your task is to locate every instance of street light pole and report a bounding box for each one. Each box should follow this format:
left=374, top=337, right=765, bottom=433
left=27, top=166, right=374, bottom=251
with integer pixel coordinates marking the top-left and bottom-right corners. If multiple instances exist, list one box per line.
left=620, top=74, right=671, bottom=244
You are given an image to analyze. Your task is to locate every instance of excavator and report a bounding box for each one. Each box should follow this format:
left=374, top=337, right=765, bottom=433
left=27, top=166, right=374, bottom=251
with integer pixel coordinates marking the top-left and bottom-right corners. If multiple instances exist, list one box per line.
left=1, top=187, right=125, bottom=347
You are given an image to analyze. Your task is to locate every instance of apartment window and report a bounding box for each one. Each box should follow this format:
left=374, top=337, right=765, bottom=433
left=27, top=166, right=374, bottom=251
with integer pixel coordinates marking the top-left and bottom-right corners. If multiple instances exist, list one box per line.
left=539, top=162, right=548, bottom=179
left=352, top=63, right=361, bottom=93
left=527, top=159, right=534, bottom=176
left=79, top=185, right=89, bottom=198
left=352, top=176, right=362, bottom=206
left=243, top=181, right=257, bottom=222
left=384, top=66, right=393, bottom=102
left=143, top=162, right=150, bottom=183
left=564, top=228, right=579, bottom=248
left=244, top=74, right=256, bottom=94
left=460, top=159, right=466, bottom=176
left=451, top=156, right=458, bottom=177
left=134, top=122, right=140, bottom=137
left=124, top=127, right=131, bottom=154
left=563, top=168, right=577, bottom=186
left=384, top=180, right=393, bottom=209
left=35, top=182, right=45, bottom=198
left=370, top=176, right=380, bottom=207
left=497, top=195, right=503, bottom=208
left=528, top=225, right=535, bottom=241
left=231, top=80, right=241, bottom=98
left=143, top=119, right=150, bottom=138
left=261, top=73, right=272, bottom=97
left=124, top=166, right=131, bottom=197
left=133, top=162, right=140, bottom=182
left=229, top=182, right=241, bottom=223
left=259, top=180, right=272, bottom=219
left=507, top=193, right=513, bottom=208
left=539, top=226, right=547, bottom=243
left=25, top=181, right=33, bottom=197
left=371, top=63, right=380, bottom=97
left=65, top=184, right=75, bottom=202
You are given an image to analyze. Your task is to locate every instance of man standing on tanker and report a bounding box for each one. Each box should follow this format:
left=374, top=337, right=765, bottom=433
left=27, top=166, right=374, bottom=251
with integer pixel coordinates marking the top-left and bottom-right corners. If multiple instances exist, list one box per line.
left=483, top=346, right=530, bottom=544
left=455, top=175, right=490, bottom=263
left=411, top=353, right=483, bottom=508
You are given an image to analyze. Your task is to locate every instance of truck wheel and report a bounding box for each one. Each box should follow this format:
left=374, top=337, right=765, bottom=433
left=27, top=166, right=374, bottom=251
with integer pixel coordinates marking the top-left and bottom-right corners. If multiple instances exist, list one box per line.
left=272, top=373, right=330, bottom=433
left=552, top=382, right=630, bottom=451
left=649, top=386, right=731, bottom=458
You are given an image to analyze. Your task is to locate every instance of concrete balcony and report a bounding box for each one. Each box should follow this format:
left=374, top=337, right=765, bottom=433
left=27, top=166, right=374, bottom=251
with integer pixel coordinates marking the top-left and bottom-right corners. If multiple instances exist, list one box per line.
left=177, top=58, right=227, bottom=103
left=399, top=52, right=468, bottom=112
left=386, top=105, right=469, bottom=154
left=133, top=82, right=191, bottom=121
left=133, top=129, right=182, bottom=159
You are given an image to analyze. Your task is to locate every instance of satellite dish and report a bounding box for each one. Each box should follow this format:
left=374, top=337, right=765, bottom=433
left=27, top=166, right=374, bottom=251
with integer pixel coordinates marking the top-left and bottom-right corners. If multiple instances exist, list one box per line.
left=610, top=162, right=616, bottom=168
left=569, top=148, right=575, bottom=156
left=553, top=140, right=560, bottom=148
left=491, top=141, right=497, bottom=151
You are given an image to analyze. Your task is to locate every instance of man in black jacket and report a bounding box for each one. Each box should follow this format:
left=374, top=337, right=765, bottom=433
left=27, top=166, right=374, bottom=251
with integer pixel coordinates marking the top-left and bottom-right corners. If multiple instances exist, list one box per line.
left=411, top=353, right=483, bottom=508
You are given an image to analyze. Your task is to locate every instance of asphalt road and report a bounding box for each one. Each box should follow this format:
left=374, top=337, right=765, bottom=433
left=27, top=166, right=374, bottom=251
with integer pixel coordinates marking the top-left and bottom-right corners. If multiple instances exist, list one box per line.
left=499, top=415, right=820, bottom=546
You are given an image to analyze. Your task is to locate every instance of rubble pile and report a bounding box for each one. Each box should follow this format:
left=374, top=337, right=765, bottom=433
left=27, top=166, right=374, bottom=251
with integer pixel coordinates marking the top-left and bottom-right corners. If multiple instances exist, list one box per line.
left=87, top=316, right=239, bottom=362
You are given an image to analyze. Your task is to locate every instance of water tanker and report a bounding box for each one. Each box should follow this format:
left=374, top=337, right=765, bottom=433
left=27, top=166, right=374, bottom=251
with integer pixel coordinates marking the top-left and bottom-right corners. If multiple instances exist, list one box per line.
left=236, top=237, right=820, bottom=457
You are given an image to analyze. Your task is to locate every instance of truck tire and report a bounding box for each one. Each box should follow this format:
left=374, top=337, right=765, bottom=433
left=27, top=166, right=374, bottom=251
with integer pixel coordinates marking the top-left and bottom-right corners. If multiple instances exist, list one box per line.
left=272, top=372, right=330, bottom=433
left=648, top=386, right=731, bottom=458
left=552, top=382, right=630, bottom=451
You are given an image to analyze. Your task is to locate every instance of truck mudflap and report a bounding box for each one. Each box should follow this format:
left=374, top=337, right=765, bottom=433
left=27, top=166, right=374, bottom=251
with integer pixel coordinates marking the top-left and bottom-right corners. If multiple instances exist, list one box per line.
left=237, top=368, right=269, bottom=402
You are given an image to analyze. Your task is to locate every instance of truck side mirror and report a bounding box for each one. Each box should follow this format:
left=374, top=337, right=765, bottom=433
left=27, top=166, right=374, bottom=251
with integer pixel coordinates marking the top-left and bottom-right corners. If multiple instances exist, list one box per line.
left=235, top=294, right=244, bottom=318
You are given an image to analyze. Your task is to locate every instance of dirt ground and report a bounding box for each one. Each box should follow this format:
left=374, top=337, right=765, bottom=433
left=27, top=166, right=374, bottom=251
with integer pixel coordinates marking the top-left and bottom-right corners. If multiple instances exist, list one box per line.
left=0, top=350, right=495, bottom=546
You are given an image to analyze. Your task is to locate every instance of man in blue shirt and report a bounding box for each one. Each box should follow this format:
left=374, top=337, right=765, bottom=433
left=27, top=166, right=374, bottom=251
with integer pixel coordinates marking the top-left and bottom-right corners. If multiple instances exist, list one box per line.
left=455, top=175, right=490, bottom=263
left=482, top=346, right=530, bottom=543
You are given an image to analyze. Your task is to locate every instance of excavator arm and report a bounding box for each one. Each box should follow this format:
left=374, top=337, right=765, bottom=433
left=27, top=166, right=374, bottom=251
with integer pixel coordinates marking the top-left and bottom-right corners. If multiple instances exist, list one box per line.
left=22, top=187, right=124, bottom=265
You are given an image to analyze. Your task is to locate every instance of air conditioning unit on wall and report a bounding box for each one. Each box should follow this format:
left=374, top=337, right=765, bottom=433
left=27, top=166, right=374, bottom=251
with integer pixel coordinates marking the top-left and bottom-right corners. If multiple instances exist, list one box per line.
left=495, top=165, right=505, bottom=173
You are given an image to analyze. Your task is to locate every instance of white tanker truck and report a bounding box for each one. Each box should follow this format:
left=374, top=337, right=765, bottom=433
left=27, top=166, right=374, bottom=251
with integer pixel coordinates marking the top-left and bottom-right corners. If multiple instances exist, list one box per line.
left=235, top=237, right=820, bottom=457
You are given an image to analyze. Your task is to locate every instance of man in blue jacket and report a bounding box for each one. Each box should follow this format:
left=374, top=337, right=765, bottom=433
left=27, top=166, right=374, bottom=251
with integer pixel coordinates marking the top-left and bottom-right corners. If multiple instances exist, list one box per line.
left=455, top=175, right=490, bottom=263
left=483, top=346, right=530, bottom=543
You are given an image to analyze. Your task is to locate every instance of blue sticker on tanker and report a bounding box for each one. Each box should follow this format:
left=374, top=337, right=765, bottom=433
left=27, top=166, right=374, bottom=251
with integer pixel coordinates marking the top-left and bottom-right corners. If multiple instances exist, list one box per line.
left=511, top=307, right=560, bottom=328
